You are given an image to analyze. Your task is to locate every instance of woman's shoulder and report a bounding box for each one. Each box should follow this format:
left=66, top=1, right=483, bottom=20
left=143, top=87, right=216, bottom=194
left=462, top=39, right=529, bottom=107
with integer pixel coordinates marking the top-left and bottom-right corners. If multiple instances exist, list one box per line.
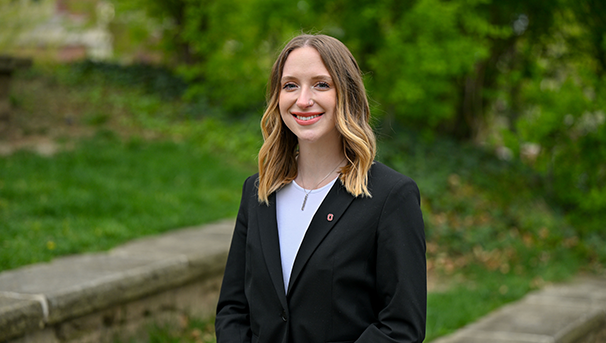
left=369, top=161, right=419, bottom=194
left=242, top=173, right=260, bottom=191
left=235, top=173, right=259, bottom=202
left=370, top=161, right=415, bottom=183
left=245, top=173, right=260, bottom=183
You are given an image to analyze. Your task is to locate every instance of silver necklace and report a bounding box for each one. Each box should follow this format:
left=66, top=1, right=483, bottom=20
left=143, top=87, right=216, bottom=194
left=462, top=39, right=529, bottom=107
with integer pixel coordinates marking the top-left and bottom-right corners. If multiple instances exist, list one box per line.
left=300, top=158, right=345, bottom=211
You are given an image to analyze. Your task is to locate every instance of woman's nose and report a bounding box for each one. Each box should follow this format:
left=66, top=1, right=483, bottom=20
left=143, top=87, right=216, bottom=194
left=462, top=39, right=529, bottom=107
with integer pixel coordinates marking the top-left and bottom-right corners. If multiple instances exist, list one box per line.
left=296, top=88, right=313, bottom=108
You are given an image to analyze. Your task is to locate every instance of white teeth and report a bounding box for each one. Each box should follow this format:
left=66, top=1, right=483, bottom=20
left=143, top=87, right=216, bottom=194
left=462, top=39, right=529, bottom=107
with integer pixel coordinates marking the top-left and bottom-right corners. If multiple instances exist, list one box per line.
left=296, top=114, right=321, bottom=121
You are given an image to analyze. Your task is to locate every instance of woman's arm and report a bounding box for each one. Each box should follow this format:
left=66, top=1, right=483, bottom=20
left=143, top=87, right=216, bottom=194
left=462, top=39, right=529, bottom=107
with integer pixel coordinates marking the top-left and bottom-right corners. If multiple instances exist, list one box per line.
left=357, top=177, right=427, bottom=342
left=215, top=176, right=254, bottom=343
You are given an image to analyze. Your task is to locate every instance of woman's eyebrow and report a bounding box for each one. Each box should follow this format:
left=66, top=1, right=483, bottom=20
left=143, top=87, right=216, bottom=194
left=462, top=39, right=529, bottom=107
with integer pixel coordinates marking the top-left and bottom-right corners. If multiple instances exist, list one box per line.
left=280, top=75, right=333, bottom=82
left=281, top=75, right=297, bottom=83
left=311, top=75, right=333, bottom=82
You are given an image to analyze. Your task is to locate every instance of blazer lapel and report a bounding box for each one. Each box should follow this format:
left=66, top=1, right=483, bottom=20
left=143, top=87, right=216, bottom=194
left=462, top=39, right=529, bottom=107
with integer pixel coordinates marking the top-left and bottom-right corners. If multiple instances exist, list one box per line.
left=287, top=181, right=355, bottom=294
left=257, top=192, right=288, bottom=308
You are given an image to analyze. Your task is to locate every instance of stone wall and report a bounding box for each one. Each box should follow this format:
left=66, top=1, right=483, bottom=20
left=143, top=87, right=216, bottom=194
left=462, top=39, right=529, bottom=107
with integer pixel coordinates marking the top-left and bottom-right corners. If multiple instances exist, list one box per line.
left=0, top=220, right=234, bottom=343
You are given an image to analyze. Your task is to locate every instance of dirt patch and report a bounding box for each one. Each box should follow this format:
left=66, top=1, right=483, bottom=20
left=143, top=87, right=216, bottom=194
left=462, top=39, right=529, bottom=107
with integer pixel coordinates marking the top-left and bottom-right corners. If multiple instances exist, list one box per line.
left=1, top=70, right=104, bottom=156
left=0, top=135, right=66, bottom=156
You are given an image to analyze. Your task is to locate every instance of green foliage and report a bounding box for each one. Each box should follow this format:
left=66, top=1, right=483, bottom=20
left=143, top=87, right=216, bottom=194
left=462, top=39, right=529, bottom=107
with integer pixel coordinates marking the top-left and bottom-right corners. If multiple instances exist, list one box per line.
left=378, top=128, right=594, bottom=338
left=113, top=0, right=594, bottom=147
left=368, top=0, right=500, bottom=127
left=378, top=127, right=596, bottom=279
left=64, top=60, right=188, bottom=99
left=509, top=77, right=606, bottom=247
left=493, top=8, right=606, bottom=250
left=178, top=0, right=266, bottom=112
left=46, top=61, right=264, bottom=160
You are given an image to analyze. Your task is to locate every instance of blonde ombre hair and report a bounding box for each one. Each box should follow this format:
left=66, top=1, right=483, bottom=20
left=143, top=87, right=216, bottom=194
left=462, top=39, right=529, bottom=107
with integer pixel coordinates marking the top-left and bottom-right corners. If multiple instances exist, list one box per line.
left=257, top=34, right=376, bottom=204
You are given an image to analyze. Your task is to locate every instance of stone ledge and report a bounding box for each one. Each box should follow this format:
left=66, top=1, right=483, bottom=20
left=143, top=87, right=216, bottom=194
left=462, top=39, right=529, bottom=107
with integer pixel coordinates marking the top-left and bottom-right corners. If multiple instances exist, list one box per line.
left=0, top=219, right=234, bottom=342
left=430, top=277, right=606, bottom=343
left=0, top=296, right=45, bottom=340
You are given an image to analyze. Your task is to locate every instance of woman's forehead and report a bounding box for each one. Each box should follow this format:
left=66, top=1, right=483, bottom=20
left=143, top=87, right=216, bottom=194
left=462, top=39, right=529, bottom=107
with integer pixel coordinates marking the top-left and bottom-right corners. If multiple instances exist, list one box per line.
left=281, top=47, right=331, bottom=79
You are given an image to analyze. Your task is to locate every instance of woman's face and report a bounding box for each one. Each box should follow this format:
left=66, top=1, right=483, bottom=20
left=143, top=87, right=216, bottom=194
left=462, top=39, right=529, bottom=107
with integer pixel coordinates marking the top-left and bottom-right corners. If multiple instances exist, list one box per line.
left=279, top=46, right=338, bottom=145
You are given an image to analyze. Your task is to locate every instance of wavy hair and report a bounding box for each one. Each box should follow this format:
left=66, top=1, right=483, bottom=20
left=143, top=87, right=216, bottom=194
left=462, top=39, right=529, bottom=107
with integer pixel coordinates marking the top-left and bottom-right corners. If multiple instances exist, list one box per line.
left=257, top=34, right=376, bottom=204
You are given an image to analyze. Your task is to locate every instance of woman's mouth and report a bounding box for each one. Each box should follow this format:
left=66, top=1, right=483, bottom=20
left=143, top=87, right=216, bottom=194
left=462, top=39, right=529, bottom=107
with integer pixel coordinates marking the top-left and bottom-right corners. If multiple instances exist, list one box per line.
left=295, top=113, right=322, bottom=121
left=291, top=112, right=324, bottom=126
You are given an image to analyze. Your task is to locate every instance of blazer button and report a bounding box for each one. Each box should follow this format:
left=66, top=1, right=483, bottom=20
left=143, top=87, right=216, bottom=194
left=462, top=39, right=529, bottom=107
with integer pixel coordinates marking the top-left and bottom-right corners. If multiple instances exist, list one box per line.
left=281, top=310, right=287, bottom=322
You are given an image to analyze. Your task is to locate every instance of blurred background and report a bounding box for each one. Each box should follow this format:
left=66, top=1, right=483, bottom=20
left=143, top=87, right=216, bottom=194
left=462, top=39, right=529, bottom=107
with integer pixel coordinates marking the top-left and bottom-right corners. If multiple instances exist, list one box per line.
left=1, top=0, right=605, bottom=341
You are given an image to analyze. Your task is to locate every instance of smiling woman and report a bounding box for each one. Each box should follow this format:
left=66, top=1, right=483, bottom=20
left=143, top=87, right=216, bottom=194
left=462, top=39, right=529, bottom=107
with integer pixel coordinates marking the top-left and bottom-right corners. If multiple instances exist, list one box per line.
left=215, top=34, right=427, bottom=343
left=258, top=35, right=377, bottom=202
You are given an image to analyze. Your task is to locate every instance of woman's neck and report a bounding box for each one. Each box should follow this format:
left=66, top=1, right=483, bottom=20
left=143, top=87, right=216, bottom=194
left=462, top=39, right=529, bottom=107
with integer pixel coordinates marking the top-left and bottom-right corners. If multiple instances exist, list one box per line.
left=296, top=139, right=346, bottom=190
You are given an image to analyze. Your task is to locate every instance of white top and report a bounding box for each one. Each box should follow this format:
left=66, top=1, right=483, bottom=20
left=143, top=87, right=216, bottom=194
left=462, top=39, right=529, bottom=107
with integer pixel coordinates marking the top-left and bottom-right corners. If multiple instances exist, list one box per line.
left=276, top=177, right=337, bottom=292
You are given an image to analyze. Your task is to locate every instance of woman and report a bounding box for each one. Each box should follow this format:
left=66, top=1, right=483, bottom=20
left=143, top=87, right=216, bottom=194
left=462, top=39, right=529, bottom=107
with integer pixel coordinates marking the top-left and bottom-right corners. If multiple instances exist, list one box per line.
left=215, top=34, right=426, bottom=343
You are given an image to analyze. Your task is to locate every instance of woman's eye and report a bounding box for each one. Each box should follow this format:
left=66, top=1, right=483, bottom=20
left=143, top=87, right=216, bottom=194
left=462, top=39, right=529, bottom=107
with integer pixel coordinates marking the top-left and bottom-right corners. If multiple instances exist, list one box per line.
left=315, top=82, right=330, bottom=90
left=282, top=83, right=297, bottom=91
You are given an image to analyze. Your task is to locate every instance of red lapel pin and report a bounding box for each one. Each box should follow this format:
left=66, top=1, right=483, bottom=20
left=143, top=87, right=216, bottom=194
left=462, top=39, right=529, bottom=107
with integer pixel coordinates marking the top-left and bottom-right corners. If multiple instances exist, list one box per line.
left=327, top=213, right=334, bottom=221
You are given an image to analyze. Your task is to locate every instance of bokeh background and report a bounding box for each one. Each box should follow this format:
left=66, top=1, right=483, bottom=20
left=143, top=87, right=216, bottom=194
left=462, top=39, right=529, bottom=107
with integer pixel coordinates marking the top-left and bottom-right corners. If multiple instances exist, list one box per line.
left=1, top=0, right=605, bottom=341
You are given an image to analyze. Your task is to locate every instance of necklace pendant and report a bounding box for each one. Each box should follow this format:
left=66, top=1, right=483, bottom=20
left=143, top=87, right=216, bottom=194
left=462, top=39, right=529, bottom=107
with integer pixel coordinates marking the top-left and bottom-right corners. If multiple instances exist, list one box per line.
left=301, top=193, right=309, bottom=211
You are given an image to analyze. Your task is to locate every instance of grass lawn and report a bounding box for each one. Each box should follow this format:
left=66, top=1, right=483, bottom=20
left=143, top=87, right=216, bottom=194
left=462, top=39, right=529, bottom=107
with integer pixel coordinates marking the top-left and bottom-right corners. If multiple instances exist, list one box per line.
left=0, top=134, right=254, bottom=271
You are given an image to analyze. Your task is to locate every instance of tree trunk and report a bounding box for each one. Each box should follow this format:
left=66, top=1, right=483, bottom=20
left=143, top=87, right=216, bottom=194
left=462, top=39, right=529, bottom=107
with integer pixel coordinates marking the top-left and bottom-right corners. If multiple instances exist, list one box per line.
left=0, top=56, right=32, bottom=134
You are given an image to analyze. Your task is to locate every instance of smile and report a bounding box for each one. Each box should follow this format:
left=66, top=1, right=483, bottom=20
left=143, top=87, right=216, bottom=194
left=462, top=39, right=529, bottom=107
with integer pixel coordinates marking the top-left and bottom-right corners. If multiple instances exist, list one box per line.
left=290, top=111, right=324, bottom=126
left=295, top=114, right=322, bottom=121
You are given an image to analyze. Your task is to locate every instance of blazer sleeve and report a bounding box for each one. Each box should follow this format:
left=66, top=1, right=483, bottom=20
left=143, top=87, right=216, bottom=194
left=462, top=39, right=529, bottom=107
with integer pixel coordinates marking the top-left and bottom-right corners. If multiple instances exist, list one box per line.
left=215, top=176, right=254, bottom=343
left=356, top=177, right=427, bottom=343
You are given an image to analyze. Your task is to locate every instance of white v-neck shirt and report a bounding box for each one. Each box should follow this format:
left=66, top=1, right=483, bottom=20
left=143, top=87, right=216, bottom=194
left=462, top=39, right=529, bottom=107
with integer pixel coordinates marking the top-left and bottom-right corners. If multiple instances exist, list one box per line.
left=276, top=177, right=337, bottom=292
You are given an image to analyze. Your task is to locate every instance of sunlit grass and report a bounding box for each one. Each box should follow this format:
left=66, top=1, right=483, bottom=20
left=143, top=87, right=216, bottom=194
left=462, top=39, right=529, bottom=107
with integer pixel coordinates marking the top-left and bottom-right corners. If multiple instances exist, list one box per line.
left=0, top=133, right=254, bottom=271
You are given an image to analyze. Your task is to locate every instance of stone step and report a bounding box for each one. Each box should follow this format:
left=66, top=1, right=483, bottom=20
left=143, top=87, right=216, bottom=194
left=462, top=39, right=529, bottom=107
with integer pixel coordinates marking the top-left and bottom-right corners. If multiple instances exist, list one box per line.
left=430, top=277, right=606, bottom=343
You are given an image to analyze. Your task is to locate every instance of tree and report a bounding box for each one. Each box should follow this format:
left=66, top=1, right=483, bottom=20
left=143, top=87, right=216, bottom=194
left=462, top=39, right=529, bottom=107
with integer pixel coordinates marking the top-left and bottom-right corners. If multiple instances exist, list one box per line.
left=497, top=0, right=606, bottom=239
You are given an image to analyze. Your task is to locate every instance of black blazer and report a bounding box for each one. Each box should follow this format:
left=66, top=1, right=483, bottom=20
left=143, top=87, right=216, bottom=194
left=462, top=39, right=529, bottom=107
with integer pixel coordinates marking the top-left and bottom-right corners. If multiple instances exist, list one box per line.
left=216, top=162, right=426, bottom=343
